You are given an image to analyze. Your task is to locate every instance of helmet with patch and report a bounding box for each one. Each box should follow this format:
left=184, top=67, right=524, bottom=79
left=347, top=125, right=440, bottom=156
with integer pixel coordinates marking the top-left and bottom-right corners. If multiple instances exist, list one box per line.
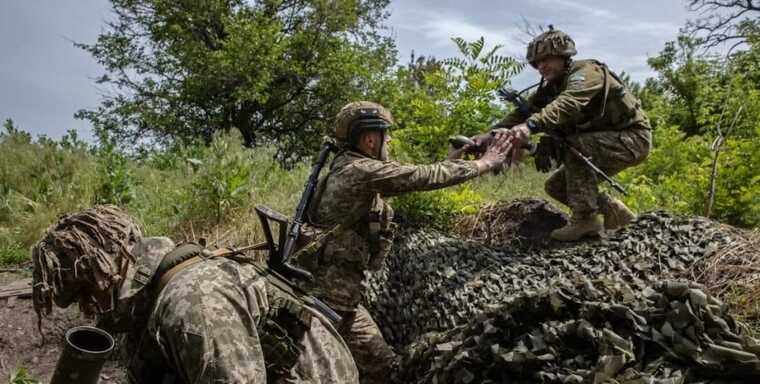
left=334, top=101, right=394, bottom=145
left=526, top=26, right=577, bottom=68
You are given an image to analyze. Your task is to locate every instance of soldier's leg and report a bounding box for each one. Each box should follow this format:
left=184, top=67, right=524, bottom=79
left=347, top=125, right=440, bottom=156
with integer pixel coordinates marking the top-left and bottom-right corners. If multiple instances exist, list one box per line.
left=338, top=305, right=398, bottom=384
left=550, top=146, right=604, bottom=241
left=580, top=129, right=649, bottom=230
left=544, top=166, right=569, bottom=206
left=554, top=129, right=650, bottom=239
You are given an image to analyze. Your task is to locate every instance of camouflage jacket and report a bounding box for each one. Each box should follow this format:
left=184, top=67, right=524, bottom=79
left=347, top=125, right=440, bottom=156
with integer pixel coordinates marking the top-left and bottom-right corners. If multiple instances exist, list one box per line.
left=107, top=238, right=358, bottom=383
left=495, top=59, right=651, bottom=134
left=296, top=149, right=480, bottom=311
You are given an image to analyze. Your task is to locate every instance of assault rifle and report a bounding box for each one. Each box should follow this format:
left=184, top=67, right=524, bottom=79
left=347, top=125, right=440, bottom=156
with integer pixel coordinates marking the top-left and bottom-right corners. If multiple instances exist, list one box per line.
left=254, top=140, right=337, bottom=281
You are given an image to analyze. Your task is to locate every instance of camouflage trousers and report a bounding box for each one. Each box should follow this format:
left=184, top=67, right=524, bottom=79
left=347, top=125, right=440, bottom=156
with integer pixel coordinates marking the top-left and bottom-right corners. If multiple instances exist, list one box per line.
left=141, top=258, right=359, bottom=384
left=545, top=128, right=651, bottom=217
left=336, top=304, right=399, bottom=384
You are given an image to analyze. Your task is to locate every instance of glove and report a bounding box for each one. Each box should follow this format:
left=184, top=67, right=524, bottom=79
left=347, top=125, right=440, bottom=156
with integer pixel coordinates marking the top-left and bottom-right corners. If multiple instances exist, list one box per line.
left=534, top=135, right=557, bottom=173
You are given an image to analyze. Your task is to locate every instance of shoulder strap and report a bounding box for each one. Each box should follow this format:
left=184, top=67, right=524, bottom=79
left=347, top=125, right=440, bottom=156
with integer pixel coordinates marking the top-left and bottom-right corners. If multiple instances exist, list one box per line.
left=154, top=248, right=230, bottom=293
left=306, top=152, right=341, bottom=226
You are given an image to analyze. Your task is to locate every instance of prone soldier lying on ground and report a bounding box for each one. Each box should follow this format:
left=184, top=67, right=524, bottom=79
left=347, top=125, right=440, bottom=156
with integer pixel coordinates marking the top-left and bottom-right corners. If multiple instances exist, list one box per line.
left=32, top=205, right=359, bottom=384
left=292, top=101, right=513, bottom=383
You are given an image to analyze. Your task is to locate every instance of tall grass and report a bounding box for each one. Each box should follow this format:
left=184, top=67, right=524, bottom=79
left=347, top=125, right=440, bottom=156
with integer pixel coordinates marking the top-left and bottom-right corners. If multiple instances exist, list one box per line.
left=0, top=127, right=310, bottom=264
left=0, top=125, right=553, bottom=265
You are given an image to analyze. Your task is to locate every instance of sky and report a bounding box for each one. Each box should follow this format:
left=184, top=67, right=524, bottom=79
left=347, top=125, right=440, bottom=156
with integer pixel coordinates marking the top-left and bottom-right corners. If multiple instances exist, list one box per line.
left=0, top=0, right=692, bottom=140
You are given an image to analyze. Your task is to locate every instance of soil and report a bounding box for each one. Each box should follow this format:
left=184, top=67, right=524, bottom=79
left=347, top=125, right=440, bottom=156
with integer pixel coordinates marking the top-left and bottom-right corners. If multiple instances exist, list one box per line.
left=454, top=198, right=569, bottom=249
left=0, top=271, right=125, bottom=383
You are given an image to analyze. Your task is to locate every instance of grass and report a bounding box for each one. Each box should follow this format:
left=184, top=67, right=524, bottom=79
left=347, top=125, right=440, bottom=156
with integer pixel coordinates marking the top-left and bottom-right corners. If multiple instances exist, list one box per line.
left=0, top=244, right=27, bottom=266
left=0, top=129, right=312, bottom=262
left=0, top=126, right=556, bottom=263
left=8, top=368, right=39, bottom=384
left=470, top=163, right=553, bottom=203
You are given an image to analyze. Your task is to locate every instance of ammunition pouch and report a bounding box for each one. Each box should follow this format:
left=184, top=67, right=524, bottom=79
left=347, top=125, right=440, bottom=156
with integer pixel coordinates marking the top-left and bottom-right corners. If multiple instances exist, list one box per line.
left=368, top=223, right=397, bottom=271
left=366, top=198, right=396, bottom=271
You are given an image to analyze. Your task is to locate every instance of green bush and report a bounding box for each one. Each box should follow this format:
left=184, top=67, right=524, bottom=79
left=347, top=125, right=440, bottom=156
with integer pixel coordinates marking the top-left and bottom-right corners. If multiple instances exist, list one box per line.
left=95, top=131, right=136, bottom=205
left=377, top=37, right=522, bottom=163
left=619, top=125, right=759, bottom=227
left=392, top=184, right=483, bottom=230
left=0, top=121, right=98, bottom=253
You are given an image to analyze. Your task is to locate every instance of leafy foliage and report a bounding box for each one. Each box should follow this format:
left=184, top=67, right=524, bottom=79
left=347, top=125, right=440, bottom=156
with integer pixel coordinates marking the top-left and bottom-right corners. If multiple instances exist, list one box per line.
left=95, top=131, right=137, bottom=205
left=377, top=37, right=524, bottom=163
left=621, top=30, right=760, bottom=227
left=76, top=0, right=396, bottom=164
left=185, top=130, right=254, bottom=225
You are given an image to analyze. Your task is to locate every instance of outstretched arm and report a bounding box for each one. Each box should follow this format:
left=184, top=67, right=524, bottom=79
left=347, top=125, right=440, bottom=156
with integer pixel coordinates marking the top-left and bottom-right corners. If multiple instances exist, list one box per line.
left=353, top=137, right=513, bottom=196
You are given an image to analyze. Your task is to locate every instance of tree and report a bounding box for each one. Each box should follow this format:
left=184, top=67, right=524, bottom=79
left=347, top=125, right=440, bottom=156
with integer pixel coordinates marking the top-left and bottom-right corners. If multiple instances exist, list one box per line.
left=76, top=0, right=395, bottom=163
left=646, top=36, right=723, bottom=135
left=685, top=0, right=760, bottom=51
left=380, top=37, right=524, bottom=163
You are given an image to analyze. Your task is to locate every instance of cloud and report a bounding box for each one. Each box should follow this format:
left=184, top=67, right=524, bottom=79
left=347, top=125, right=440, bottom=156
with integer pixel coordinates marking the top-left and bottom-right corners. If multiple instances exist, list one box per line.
left=610, top=20, right=681, bottom=37
left=392, top=10, right=524, bottom=57
left=535, top=0, right=615, bottom=20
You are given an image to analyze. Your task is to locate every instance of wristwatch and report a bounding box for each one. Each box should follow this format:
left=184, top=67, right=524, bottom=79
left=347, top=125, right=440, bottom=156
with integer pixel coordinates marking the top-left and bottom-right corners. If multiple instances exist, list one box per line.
left=526, top=119, right=540, bottom=134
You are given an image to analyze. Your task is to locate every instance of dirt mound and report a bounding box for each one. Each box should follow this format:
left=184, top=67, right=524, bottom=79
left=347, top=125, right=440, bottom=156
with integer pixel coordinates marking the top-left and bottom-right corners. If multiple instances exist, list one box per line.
left=366, top=207, right=733, bottom=348
left=454, top=198, right=568, bottom=249
left=397, top=279, right=760, bottom=383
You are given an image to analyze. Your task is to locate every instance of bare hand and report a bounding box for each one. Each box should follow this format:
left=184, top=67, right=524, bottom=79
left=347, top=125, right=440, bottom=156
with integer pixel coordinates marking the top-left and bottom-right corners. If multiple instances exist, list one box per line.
left=506, top=123, right=531, bottom=164
left=477, top=135, right=514, bottom=174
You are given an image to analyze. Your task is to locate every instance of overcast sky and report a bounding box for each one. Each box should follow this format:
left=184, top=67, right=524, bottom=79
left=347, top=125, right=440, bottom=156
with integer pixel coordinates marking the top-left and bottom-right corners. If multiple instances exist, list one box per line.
left=0, top=0, right=692, bottom=140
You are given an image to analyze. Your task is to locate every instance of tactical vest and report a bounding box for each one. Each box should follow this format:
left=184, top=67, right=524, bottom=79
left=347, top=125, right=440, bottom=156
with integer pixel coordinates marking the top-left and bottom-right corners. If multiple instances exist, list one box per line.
left=538, top=59, right=649, bottom=133
left=302, top=152, right=397, bottom=271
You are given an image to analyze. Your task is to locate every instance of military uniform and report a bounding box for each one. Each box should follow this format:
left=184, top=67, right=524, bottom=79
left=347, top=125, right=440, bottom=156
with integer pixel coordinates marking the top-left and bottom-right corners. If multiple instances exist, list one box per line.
left=295, top=149, right=480, bottom=382
left=493, top=29, right=651, bottom=239
left=32, top=206, right=359, bottom=384
left=495, top=59, right=651, bottom=218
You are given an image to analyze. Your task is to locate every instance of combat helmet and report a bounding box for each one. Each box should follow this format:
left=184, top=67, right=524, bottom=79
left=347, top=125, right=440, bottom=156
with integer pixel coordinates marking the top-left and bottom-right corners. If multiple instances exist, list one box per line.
left=334, top=101, right=393, bottom=146
left=32, top=205, right=142, bottom=317
left=526, top=26, right=577, bottom=68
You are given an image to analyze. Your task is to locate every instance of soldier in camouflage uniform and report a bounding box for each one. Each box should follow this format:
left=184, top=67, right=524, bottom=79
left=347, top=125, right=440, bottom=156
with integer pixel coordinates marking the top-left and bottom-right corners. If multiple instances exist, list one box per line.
left=293, top=101, right=513, bottom=383
left=32, top=205, right=359, bottom=383
left=481, top=27, right=651, bottom=241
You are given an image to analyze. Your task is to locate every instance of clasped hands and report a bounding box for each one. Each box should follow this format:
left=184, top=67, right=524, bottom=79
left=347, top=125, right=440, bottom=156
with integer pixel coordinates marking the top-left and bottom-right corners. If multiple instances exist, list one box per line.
left=447, top=123, right=532, bottom=173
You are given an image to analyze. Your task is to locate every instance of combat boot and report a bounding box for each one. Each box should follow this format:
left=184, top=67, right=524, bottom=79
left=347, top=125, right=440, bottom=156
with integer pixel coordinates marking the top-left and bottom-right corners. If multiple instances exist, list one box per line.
left=550, top=214, right=603, bottom=241
left=600, top=197, right=635, bottom=230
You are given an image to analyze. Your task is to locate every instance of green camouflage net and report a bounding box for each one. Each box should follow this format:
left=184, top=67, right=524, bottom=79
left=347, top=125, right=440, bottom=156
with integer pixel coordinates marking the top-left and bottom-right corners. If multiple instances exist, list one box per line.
left=397, top=279, right=760, bottom=383
left=365, top=201, right=759, bottom=382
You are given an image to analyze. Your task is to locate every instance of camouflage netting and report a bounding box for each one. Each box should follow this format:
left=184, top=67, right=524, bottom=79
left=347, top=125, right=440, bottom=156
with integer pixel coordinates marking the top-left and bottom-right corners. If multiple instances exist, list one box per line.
left=397, top=279, right=760, bottom=383
left=365, top=199, right=760, bottom=382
